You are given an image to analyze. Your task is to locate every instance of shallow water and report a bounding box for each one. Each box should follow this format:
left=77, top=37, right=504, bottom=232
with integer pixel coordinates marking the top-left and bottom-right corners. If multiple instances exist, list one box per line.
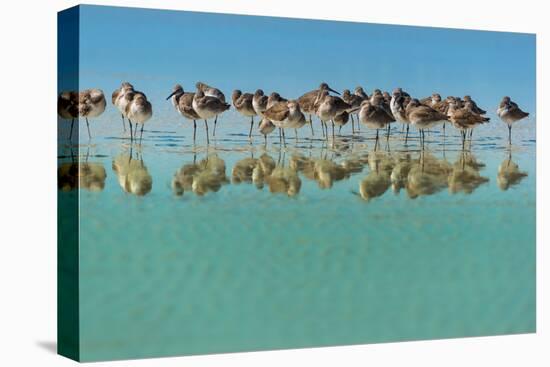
left=58, top=106, right=535, bottom=361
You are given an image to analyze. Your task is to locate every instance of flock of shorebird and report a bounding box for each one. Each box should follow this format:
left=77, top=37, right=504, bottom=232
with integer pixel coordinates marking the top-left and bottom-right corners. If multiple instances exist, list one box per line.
left=58, top=81, right=530, bottom=148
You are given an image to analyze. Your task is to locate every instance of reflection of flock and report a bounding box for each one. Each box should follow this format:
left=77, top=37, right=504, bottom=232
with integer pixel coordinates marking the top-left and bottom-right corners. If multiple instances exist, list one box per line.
left=58, top=148, right=528, bottom=199
left=58, top=81, right=531, bottom=147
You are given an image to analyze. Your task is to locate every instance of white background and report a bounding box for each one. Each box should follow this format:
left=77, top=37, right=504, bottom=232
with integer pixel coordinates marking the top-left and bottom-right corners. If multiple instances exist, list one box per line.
left=0, top=0, right=547, bottom=365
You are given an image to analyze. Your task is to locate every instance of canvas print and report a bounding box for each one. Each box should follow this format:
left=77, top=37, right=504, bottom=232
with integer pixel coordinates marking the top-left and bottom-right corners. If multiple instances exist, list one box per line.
left=57, top=5, right=536, bottom=362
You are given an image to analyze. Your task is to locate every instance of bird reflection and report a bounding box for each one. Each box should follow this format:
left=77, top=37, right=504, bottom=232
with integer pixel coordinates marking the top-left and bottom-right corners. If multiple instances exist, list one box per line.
left=448, top=152, right=489, bottom=194
left=313, top=159, right=350, bottom=189
left=58, top=162, right=107, bottom=192
left=358, top=151, right=394, bottom=201
left=58, top=148, right=106, bottom=192
left=113, top=148, right=152, bottom=196
left=265, top=166, right=302, bottom=196
left=232, top=153, right=302, bottom=195
left=405, top=153, right=452, bottom=199
left=232, top=157, right=259, bottom=184
left=390, top=153, right=414, bottom=194
left=290, top=153, right=367, bottom=189
left=497, top=151, right=528, bottom=191
left=252, top=154, right=276, bottom=189
left=172, top=154, right=228, bottom=196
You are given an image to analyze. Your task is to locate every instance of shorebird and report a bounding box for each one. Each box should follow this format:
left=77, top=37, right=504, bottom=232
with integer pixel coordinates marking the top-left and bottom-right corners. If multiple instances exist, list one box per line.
left=369, top=89, right=383, bottom=103
left=405, top=98, right=449, bottom=149
left=195, top=81, right=225, bottom=102
left=166, top=84, right=201, bottom=141
left=382, top=91, right=392, bottom=105
left=252, top=89, right=268, bottom=119
left=267, top=92, right=287, bottom=109
left=112, top=82, right=134, bottom=132
left=78, top=89, right=106, bottom=139
left=57, top=91, right=79, bottom=139
left=463, top=95, right=486, bottom=115
left=196, top=82, right=226, bottom=135
left=298, top=82, right=340, bottom=136
left=192, top=89, right=230, bottom=144
left=286, top=107, right=307, bottom=142
left=390, top=88, right=412, bottom=141
left=314, top=90, right=352, bottom=140
left=447, top=100, right=490, bottom=150
left=125, top=91, right=152, bottom=141
left=358, top=99, right=395, bottom=149
left=420, top=93, right=440, bottom=106
left=232, top=90, right=257, bottom=138
left=334, top=111, right=350, bottom=134
left=371, top=93, right=395, bottom=138
left=258, top=118, right=276, bottom=144
left=497, top=96, right=529, bottom=144
left=342, top=89, right=364, bottom=133
left=263, top=100, right=305, bottom=146
left=354, top=86, right=369, bottom=100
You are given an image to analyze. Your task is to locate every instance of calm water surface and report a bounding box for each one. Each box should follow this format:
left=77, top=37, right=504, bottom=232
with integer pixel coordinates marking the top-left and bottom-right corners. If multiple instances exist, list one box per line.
left=58, top=103, right=535, bottom=361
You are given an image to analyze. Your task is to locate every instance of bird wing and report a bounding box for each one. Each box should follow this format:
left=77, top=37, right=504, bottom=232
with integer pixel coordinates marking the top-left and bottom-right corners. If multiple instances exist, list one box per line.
left=263, top=101, right=289, bottom=122
left=297, top=90, right=318, bottom=110
left=413, top=106, right=448, bottom=122
left=432, top=101, right=448, bottom=114
left=179, top=94, right=200, bottom=119
left=508, top=104, right=529, bottom=119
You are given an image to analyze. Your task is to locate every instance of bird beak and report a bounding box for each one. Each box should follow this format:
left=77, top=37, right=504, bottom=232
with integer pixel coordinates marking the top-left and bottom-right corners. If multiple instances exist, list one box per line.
left=329, top=87, right=341, bottom=95
left=166, top=91, right=177, bottom=100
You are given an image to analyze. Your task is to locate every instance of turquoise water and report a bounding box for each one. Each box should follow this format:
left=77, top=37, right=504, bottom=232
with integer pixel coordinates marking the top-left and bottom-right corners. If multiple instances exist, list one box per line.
left=58, top=104, right=535, bottom=361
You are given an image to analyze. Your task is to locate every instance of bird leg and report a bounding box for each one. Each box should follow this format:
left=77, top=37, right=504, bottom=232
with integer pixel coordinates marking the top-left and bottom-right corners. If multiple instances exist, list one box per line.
left=69, top=118, right=74, bottom=140
left=121, top=114, right=126, bottom=132
left=213, top=115, right=218, bottom=137
left=295, top=129, right=298, bottom=143
left=351, top=114, right=355, bottom=134
left=387, top=123, right=391, bottom=139
left=282, top=128, right=287, bottom=147
left=331, top=120, right=335, bottom=140
left=85, top=117, right=91, bottom=140
left=508, top=125, right=512, bottom=145
left=249, top=116, right=254, bottom=138
left=140, top=123, right=144, bottom=141
left=405, top=124, right=409, bottom=144
left=309, top=115, right=314, bottom=136
left=128, top=119, right=133, bottom=141
left=204, top=120, right=210, bottom=144
left=193, top=120, right=197, bottom=142
left=375, top=129, right=379, bottom=151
